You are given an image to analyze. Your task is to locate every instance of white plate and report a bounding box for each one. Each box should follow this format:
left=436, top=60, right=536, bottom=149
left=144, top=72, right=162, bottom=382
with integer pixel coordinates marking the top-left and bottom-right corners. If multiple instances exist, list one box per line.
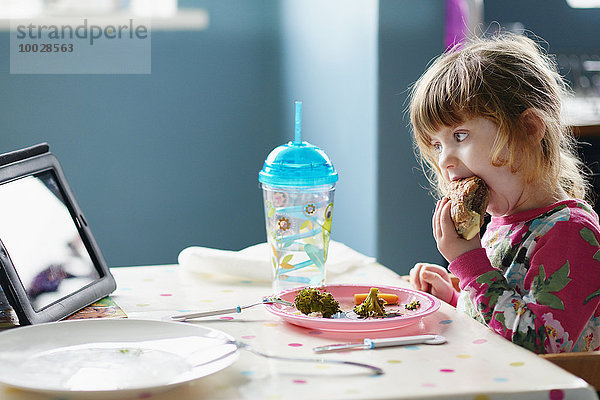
left=0, top=319, right=238, bottom=397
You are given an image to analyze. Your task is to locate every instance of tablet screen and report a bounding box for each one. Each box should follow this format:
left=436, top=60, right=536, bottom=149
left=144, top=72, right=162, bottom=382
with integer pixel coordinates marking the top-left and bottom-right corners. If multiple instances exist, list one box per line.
left=0, top=170, right=99, bottom=311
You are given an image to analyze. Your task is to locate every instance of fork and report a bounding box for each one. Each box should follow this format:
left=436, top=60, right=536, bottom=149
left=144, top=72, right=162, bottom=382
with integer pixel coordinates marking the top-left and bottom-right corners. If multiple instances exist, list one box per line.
left=171, top=297, right=293, bottom=321
left=231, top=341, right=384, bottom=375
left=190, top=340, right=384, bottom=376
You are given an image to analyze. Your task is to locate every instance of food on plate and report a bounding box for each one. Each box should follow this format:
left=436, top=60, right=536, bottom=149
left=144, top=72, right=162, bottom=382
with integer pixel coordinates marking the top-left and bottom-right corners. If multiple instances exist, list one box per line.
left=354, top=292, right=399, bottom=305
left=405, top=300, right=421, bottom=310
left=448, top=176, right=489, bottom=240
left=294, top=287, right=341, bottom=318
left=353, top=287, right=387, bottom=318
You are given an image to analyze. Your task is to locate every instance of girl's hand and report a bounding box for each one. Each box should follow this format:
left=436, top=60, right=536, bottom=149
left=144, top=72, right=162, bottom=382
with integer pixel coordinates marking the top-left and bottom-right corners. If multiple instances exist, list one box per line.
left=409, top=262, right=454, bottom=304
left=433, top=197, right=481, bottom=262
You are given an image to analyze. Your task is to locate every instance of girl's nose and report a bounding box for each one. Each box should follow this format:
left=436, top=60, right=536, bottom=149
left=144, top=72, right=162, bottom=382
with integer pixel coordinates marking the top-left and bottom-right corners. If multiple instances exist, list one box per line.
left=438, top=148, right=457, bottom=171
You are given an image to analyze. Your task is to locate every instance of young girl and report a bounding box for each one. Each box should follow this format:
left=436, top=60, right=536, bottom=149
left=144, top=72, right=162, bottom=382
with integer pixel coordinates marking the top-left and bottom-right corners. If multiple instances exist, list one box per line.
left=408, top=33, right=600, bottom=354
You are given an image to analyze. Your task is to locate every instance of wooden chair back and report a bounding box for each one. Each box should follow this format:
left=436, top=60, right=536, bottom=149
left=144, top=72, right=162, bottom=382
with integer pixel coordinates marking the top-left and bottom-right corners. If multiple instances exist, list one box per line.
left=541, top=351, right=600, bottom=390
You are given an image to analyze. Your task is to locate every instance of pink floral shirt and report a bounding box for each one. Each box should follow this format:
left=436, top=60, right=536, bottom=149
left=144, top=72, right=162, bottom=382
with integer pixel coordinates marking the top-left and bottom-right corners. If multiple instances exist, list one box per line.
left=449, top=200, right=600, bottom=354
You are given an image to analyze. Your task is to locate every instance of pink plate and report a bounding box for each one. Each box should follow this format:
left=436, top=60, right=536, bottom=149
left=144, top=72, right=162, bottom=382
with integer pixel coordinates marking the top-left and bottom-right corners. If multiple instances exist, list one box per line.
left=264, top=284, right=441, bottom=332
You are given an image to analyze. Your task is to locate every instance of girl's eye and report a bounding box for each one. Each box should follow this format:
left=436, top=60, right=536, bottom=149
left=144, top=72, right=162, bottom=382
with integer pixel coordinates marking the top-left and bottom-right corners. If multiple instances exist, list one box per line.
left=432, top=143, right=442, bottom=153
left=454, top=132, right=468, bottom=142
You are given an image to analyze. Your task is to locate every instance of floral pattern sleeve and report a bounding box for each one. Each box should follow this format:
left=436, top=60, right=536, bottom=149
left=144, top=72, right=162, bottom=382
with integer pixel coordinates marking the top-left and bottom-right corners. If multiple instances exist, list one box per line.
left=449, top=202, right=600, bottom=354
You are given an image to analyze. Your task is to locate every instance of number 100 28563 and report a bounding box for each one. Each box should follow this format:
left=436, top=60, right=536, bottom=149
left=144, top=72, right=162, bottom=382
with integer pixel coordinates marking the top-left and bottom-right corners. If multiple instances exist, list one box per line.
left=18, top=43, right=74, bottom=53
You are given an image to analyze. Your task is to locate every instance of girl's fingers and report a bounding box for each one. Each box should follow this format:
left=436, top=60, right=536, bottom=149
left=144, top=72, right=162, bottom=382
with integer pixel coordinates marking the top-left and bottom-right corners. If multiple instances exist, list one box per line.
left=411, top=263, right=453, bottom=297
left=410, top=263, right=441, bottom=292
left=424, top=264, right=452, bottom=283
left=432, top=201, right=438, bottom=240
left=422, top=282, right=432, bottom=293
left=421, top=270, right=444, bottom=286
left=433, top=199, right=443, bottom=240
left=410, top=263, right=427, bottom=291
left=421, top=270, right=453, bottom=303
left=409, top=264, right=421, bottom=290
left=440, top=199, right=456, bottom=236
left=418, top=267, right=432, bottom=293
left=433, top=197, right=449, bottom=241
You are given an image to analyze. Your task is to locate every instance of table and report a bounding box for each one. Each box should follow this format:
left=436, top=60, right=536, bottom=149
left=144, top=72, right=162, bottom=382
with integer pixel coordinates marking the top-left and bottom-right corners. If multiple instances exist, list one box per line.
left=1, top=258, right=598, bottom=399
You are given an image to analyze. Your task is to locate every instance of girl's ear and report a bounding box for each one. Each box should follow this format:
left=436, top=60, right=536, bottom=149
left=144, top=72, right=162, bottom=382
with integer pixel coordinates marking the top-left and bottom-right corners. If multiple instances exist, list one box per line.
left=520, top=109, right=545, bottom=144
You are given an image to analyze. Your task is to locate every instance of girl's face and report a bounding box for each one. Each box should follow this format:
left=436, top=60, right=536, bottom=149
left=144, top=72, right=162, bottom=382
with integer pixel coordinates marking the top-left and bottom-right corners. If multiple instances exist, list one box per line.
left=429, top=117, right=535, bottom=217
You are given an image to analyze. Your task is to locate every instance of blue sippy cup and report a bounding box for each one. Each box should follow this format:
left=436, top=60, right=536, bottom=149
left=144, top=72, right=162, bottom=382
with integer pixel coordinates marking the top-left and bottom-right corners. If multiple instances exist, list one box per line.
left=259, top=101, right=339, bottom=292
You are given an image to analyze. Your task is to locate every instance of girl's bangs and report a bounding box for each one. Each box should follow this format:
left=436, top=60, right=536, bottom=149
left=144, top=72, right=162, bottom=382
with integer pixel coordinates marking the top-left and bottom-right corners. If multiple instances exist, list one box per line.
left=412, top=72, right=470, bottom=145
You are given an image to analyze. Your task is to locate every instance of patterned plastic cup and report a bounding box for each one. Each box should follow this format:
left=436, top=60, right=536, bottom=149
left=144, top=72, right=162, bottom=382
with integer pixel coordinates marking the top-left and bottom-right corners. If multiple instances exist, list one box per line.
left=258, top=102, right=338, bottom=292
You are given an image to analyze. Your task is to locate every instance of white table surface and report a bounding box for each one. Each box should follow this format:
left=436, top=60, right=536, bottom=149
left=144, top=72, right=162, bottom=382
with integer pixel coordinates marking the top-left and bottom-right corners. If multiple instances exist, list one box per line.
left=1, top=259, right=598, bottom=400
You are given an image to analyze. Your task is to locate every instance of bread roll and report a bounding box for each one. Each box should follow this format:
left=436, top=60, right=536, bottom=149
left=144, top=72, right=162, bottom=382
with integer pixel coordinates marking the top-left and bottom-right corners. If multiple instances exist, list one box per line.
left=448, top=177, right=489, bottom=240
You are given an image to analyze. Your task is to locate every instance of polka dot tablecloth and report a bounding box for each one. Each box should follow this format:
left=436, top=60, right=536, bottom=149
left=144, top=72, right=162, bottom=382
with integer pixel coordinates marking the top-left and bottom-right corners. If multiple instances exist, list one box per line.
left=1, top=259, right=596, bottom=400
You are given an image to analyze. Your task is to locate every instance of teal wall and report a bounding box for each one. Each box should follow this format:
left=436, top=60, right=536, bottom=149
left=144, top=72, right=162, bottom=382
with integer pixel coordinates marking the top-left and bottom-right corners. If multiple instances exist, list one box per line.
left=0, top=1, right=285, bottom=267
left=280, top=0, right=379, bottom=258
left=0, top=0, right=484, bottom=273
left=484, top=0, right=600, bottom=52
left=377, top=0, right=446, bottom=272
left=0, top=0, right=384, bottom=268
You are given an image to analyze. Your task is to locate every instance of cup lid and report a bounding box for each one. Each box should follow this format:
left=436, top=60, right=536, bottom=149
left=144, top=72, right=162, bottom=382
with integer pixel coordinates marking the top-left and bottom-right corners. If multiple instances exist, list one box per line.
left=258, top=140, right=338, bottom=187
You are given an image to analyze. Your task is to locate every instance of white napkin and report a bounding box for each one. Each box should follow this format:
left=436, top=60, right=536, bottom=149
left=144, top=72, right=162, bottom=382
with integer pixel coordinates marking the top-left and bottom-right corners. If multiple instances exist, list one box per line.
left=178, top=240, right=375, bottom=282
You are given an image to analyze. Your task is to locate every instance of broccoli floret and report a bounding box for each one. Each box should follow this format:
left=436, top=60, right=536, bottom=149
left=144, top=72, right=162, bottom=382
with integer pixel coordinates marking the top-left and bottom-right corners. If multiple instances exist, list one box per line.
left=294, top=287, right=341, bottom=318
left=294, top=287, right=322, bottom=314
left=353, top=287, right=387, bottom=318
left=405, top=300, right=421, bottom=310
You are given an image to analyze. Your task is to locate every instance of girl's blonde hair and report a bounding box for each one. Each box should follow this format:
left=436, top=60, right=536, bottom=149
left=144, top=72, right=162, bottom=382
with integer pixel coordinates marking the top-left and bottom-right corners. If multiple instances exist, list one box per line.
left=409, top=33, right=589, bottom=201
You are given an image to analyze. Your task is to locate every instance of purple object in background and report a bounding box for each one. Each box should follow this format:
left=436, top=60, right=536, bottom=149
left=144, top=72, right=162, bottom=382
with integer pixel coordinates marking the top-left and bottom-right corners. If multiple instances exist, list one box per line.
left=445, top=0, right=469, bottom=50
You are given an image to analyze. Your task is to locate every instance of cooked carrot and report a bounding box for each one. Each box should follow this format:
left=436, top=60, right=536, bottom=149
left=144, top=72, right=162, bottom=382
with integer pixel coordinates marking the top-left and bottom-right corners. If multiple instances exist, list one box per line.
left=354, top=293, right=399, bottom=305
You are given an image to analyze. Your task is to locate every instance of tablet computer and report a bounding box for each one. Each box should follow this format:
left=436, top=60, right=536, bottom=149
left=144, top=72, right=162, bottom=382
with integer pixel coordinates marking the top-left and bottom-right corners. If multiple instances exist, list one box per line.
left=0, top=143, right=116, bottom=325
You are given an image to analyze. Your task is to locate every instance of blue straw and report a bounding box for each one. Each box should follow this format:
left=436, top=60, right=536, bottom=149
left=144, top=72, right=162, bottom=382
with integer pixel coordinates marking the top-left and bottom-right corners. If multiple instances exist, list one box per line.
left=294, top=101, right=302, bottom=144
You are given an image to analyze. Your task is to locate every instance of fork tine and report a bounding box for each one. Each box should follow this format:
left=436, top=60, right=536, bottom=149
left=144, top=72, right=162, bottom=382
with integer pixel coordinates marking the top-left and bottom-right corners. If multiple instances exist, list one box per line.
left=263, top=297, right=294, bottom=306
